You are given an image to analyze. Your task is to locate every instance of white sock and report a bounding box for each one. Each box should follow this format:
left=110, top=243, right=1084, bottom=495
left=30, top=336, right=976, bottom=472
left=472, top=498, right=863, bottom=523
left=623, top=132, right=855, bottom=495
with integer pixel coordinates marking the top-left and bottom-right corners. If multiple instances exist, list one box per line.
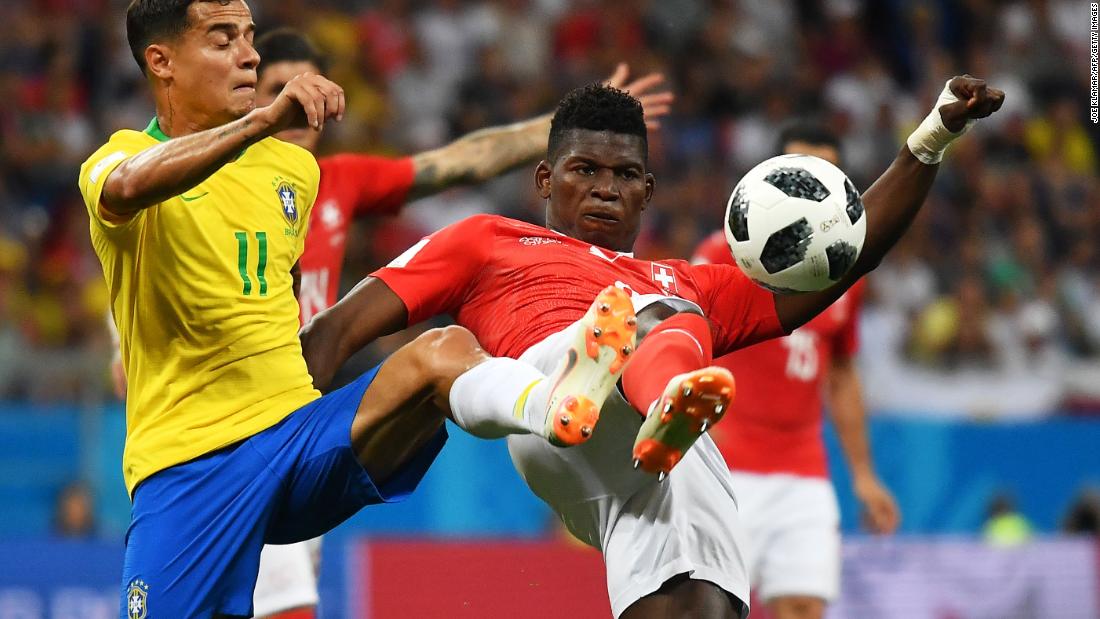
left=447, top=357, right=550, bottom=439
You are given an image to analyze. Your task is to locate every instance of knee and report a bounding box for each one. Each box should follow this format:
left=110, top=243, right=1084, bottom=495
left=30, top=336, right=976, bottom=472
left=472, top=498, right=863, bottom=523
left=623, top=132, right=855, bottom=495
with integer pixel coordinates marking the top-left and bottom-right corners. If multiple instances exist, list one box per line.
left=636, top=301, right=704, bottom=340
left=410, top=325, right=485, bottom=379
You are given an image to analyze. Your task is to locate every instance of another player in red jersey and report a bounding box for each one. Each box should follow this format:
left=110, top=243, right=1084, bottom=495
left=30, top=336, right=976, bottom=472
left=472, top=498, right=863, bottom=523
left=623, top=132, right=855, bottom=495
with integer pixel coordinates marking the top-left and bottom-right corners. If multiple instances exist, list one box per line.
left=244, top=29, right=672, bottom=619
left=693, top=123, right=900, bottom=619
left=303, top=80, right=1002, bottom=618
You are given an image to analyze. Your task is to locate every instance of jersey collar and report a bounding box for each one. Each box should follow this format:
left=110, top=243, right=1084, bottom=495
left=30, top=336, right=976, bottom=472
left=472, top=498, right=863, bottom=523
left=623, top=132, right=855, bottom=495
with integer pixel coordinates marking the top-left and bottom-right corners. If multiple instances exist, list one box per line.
left=143, top=117, right=170, bottom=142
left=548, top=227, right=635, bottom=258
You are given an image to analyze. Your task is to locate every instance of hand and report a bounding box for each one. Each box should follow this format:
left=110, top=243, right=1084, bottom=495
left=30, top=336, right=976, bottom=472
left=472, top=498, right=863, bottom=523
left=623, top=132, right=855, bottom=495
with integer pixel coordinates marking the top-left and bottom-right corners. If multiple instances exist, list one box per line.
left=854, top=473, right=900, bottom=534
left=110, top=355, right=127, bottom=400
left=605, top=63, right=674, bottom=130
left=939, top=75, right=1005, bottom=132
left=259, top=73, right=345, bottom=134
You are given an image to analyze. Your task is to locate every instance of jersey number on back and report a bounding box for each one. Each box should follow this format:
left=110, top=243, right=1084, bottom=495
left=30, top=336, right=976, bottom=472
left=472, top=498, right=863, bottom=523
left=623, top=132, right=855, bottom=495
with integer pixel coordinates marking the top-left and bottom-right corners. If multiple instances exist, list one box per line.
left=782, top=330, right=819, bottom=382
left=235, top=231, right=268, bottom=296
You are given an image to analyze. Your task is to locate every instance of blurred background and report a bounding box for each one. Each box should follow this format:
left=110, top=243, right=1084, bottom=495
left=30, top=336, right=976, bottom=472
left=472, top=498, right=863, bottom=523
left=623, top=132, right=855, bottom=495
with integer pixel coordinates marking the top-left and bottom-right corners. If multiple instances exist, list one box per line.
left=1, top=0, right=1099, bottom=617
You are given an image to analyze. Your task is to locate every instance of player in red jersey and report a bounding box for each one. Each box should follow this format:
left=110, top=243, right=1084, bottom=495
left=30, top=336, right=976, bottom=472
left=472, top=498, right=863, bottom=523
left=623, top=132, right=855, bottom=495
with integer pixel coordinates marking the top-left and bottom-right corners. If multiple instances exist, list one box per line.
left=245, top=29, right=671, bottom=619
left=253, top=28, right=673, bottom=323
left=302, top=80, right=1003, bottom=617
left=693, top=122, right=900, bottom=619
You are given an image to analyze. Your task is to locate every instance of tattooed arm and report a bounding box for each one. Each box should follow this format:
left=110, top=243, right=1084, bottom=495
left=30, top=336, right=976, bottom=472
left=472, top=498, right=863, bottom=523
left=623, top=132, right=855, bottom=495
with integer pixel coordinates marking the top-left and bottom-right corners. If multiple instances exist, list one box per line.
left=408, top=115, right=552, bottom=199
left=407, top=63, right=673, bottom=200
left=102, top=73, right=344, bottom=219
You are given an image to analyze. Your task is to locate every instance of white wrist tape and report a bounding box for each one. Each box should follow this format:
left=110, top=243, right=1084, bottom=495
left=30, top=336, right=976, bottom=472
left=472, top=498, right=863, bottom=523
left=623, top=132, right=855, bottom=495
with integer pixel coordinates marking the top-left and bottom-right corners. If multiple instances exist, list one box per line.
left=906, top=79, right=976, bottom=165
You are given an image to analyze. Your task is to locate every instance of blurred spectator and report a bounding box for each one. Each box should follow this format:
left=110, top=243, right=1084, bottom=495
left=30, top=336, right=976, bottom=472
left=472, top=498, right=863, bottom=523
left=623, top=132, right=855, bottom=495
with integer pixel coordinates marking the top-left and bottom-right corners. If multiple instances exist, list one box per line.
left=983, top=493, right=1033, bottom=547
left=1062, top=488, right=1100, bottom=535
left=52, top=481, right=97, bottom=539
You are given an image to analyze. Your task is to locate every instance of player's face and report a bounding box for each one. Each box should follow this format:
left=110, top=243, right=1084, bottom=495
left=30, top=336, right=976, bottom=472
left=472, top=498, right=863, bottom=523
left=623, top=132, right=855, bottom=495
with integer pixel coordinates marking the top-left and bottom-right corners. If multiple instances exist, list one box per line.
left=154, top=1, right=259, bottom=128
left=783, top=141, right=841, bottom=166
left=256, top=60, right=323, bottom=152
left=538, top=130, right=655, bottom=253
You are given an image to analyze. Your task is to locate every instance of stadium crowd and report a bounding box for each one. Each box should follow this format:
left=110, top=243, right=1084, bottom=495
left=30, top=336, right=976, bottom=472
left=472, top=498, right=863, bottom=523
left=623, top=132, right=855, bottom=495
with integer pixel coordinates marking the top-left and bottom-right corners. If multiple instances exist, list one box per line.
left=0, top=0, right=1096, bottom=415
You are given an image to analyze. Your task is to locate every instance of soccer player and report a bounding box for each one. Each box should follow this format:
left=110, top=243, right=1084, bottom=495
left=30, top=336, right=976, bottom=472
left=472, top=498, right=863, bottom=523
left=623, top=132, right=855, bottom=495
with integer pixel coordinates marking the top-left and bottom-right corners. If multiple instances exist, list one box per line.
left=80, top=2, right=634, bottom=616
left=301, top=79, right=1003, bottom=617
left=693, top=122, right=900, bottom=619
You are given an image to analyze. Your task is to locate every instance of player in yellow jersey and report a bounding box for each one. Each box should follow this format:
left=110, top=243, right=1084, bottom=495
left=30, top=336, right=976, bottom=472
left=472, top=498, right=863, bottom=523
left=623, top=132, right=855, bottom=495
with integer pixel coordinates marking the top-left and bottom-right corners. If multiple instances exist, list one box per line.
left=81, top=2, right=638, bottom=617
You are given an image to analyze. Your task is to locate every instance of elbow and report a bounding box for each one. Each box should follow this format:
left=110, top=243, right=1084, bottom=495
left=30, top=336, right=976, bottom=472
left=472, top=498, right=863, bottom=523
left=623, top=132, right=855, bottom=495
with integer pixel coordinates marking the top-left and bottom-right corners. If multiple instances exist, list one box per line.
left=854, top=248, right=883, bottom=277
left=102, top=169, right=144, bottom=215
left=299, top=310, right=333, bottom=363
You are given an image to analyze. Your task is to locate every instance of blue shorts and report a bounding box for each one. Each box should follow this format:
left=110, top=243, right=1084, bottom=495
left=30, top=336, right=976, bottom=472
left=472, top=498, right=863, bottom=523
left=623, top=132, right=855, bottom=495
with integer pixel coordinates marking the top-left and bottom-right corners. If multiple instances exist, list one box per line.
left=119, top=365, right=447, bottom=618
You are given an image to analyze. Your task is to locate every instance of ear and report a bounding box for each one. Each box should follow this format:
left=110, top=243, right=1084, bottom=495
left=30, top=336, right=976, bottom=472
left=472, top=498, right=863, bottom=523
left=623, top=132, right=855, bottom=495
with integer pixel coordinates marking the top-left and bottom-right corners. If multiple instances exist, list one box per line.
left=535, top=160, right=553, bottom=199
left=145, top=43, right=173, bottom=81
left=642, top=172, right=655, bottom=210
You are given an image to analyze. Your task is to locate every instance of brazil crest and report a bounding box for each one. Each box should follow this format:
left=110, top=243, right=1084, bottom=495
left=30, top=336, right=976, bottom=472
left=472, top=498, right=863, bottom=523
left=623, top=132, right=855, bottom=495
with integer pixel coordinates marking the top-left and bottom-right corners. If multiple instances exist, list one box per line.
left=274, top=177, right=299, bottom=224
left=126, top=577, right=149, bottom=619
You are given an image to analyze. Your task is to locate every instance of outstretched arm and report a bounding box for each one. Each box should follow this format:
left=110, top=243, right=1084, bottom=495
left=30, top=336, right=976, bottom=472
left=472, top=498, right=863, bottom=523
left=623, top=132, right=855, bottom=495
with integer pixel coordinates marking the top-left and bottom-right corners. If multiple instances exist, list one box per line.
left=300, top=277, right=409, bottom=391
left=407, top=63, right=672, bottom=200
left=101, top=74, right=344, bottom=219
left=774, top=75, right=1004, bottom=331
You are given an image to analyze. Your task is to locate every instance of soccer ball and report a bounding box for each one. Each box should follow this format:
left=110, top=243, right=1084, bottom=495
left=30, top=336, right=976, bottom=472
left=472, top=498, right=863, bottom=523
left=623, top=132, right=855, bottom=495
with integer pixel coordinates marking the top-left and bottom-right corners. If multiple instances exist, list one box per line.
left=724, top=154, right=866, bottom=293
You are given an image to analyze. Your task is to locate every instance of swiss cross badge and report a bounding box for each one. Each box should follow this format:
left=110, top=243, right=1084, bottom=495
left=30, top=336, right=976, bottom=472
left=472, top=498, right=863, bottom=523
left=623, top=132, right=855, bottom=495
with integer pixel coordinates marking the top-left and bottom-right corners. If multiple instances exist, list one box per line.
left=651, top=263, right=678, bottom=294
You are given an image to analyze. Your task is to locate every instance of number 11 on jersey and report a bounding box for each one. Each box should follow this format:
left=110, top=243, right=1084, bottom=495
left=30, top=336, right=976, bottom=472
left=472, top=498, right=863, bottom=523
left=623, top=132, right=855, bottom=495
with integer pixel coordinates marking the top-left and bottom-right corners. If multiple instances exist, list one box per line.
left=235, top=231, right=268, bottom=296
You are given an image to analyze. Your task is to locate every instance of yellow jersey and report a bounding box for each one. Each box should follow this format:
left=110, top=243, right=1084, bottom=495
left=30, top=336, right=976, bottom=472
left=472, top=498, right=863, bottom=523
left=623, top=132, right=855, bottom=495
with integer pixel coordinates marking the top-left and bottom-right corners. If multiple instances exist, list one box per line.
left=79, top=118, right=322, bottom=493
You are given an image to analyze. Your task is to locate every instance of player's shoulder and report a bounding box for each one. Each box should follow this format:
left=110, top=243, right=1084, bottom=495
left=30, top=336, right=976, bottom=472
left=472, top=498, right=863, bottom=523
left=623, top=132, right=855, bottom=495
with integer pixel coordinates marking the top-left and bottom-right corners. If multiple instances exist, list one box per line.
left=79, top=129, right=157, bottom=193
left=105, top=128, right=156, bottom=147
left=447, top=213, right=531, bottom=235
left=691, top=230, right=732, bottom=266
left=83, top=129, right=155, bottom=164
left=254, top=137, right=320, bottom=180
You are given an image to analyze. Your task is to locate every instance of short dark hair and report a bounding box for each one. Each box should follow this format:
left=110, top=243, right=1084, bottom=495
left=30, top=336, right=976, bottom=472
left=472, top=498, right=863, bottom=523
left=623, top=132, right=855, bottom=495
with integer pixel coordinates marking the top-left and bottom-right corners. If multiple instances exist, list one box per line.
left=547, top=83, right=648, bottom=163
left=126, top=0, right=227, bottom=75
left=255, top=28, right=328, bottom=77
left=775, top=120, right=840, bottom=157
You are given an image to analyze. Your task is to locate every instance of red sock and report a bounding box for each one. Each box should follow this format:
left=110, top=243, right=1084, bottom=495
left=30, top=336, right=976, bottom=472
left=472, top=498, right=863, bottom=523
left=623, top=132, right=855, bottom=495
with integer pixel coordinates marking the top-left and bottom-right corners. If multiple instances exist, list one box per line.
left=263, top=609, right=316, bottom=619
left=621, top=312, right=713, bottom=415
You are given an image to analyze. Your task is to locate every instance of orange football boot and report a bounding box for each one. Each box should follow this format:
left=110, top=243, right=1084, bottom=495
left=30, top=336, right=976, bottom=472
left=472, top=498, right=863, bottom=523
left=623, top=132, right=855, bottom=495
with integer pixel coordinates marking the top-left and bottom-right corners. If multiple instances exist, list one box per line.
left=543, top=286, right=638, bottom=446
left=632, top=367, right=735, bottom=479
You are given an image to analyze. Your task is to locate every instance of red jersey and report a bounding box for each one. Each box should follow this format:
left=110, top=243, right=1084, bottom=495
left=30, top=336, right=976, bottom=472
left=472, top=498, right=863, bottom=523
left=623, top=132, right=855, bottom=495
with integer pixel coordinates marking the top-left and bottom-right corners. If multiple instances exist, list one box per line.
left=373, top=215, right=784, bottom=360
left=298, top=154, right=415, bottom=323
left=693, top=230, right=864, bottom=479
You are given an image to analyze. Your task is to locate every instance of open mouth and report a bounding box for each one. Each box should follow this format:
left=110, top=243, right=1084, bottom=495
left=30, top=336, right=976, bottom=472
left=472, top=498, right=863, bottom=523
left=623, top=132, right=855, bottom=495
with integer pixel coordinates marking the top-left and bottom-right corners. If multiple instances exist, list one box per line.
left=233, top=83, right=256, bottom=93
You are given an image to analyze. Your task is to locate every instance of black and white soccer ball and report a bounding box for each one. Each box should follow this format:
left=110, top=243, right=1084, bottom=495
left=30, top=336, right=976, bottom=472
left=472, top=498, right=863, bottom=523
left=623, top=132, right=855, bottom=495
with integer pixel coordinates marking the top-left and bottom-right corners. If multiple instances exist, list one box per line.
left=724, top=154, right=866, bottom=293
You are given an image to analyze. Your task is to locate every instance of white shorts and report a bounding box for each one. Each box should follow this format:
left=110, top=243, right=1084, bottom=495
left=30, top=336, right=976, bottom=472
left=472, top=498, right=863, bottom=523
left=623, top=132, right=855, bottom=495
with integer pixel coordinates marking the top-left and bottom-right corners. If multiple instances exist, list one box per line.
left=252, top=538, right=322, bottom=617
left=507, top=294, right=750, bottom=618
left=728, top=472, right=840, bottom=602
